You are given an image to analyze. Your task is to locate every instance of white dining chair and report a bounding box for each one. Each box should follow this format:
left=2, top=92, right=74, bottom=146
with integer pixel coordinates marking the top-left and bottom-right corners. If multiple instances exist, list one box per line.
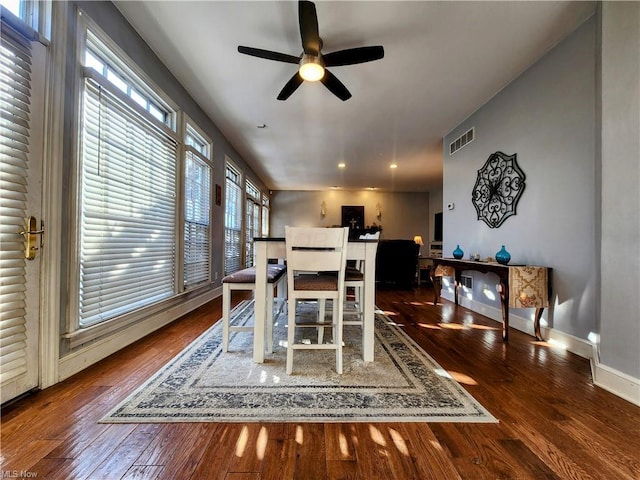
left=284, top=226, right=349, bottom=375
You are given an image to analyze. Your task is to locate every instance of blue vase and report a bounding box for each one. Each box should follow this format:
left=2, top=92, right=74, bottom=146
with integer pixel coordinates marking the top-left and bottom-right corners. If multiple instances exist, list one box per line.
left=495, top=245, right=511, bottom=265
left=453, top=245, right=464, bottom=259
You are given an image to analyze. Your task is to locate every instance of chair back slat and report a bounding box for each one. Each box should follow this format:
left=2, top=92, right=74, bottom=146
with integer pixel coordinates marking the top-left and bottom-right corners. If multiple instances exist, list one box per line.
left=287, top=250, right=343, bottom=273
left=285, top=227, right=349, bottom=274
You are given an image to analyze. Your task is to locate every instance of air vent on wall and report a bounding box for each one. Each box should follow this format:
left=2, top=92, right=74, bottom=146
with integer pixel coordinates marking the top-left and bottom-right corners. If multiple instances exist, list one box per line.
left=449, top=127, right=475, bottom=155
left=460, top=274, right=473, bottom=290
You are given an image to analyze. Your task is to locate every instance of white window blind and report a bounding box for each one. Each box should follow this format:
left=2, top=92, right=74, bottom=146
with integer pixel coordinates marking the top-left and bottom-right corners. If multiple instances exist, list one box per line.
left=0, top=23, right=32, bottom=383
left=245, top=179, right=260, bottom=267
left=184, top=146, right=211, bottom=288
left=224, top=164, right=242, bottom=274
left=245, top=198, right=259, bottom=267
left=261, top=195, right=269, bottom=237
left=78, top=74, right=177, bottom=327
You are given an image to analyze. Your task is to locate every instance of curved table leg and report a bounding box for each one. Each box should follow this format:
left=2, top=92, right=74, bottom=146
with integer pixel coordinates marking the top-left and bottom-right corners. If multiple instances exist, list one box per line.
left=534, top=308, right=545, bottom=341
left=431, top=277, right=441, bottom=305
left=498, top=279, right=509, bottom=341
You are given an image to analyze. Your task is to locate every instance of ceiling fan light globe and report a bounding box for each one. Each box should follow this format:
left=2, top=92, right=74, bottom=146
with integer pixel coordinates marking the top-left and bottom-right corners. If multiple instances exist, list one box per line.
left=299, top=54, right=325, bottom=82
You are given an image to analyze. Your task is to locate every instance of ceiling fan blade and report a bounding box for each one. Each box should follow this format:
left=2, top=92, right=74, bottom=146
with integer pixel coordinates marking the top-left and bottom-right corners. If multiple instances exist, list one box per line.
left=323, top=46, right=385, bottom=67
left=299, top=1, right=321, bottom=55
left=277, top=72, right=304, bottom=101
left=238, top=46, right=300, bottom=64
left=320, top=70, right=352, bottom=101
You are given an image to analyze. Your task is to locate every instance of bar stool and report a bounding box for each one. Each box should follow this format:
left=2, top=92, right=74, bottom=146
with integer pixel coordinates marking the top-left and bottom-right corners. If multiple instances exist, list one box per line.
left=221, top=264, right=286, bottom=354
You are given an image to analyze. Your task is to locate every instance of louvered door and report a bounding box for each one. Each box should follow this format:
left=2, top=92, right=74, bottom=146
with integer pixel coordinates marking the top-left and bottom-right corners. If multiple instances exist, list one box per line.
left=1, top=20, right=45, bottom=403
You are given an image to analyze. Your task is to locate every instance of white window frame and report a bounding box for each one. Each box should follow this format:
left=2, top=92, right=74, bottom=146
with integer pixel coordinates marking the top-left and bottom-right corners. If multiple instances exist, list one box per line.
left=80, top=23, right=175, bottom=130
left=182, top=116, right=213, bottom=290
left=224, top=158, right=243, bottom=275
left=261, top=193, right=270, bottom=238
left=66, top=11, right=181, bottom=344
left=245, top=179, right=261, bottom=267
left=0, top=0, right=51, bottom=41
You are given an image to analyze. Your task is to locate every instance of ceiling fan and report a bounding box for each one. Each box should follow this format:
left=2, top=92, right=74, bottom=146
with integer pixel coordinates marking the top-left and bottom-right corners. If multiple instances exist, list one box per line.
left=237, top=0, right=384, bottom=101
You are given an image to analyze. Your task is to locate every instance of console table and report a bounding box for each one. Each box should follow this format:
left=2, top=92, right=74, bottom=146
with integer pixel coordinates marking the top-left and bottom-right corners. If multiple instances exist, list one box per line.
left=417, top=256, right=433, bottom=284
left=430, top=258, right=551, bottom=341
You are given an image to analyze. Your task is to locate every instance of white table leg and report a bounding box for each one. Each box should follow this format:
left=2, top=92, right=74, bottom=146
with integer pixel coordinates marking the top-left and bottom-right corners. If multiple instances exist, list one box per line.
left=253, top=242, right=268, bottom=363
left=362, top=242, right=376, bottom=362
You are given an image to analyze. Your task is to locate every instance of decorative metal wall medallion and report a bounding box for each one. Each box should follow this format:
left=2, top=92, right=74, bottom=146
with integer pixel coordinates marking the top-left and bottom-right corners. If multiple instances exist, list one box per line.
left=472, top=151, right=526, bottom=228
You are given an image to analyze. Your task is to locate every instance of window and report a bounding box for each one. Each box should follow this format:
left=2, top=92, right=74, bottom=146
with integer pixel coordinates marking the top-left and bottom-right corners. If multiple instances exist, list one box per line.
left=0, top=0, right=51, bottom=40
left=183, top=123, right=212, bottom=289
left=261, top=194, right=270, bottom=237
left=224, top=161, right=243, bottom=275
left=245, top=180, right=261, bottom=267
left=75, top=21, right=179, bottom=327
left=83, top=31, right=171, bottom=126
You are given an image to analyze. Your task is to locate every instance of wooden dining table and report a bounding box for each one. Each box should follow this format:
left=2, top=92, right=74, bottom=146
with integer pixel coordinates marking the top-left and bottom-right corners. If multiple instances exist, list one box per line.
left=252, top=238, right=379, bottom=363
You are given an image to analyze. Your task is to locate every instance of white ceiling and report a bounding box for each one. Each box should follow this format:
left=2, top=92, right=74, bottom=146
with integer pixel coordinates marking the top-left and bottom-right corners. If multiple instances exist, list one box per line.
left=114, top=1, right=596, bottom=193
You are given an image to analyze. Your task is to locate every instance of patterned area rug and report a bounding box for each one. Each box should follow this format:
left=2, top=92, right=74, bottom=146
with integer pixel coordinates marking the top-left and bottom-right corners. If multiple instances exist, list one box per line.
left=101, top=301, right=497, bottom=423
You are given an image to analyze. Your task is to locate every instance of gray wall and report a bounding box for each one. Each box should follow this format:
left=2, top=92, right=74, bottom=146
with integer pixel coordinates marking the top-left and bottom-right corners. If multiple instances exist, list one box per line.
left=271, top=190, right=431, bottom=244
left=443, top=4, right=640, bottom=384
left=599, top=2, right=640, bottom=378
left=443, top=16, right=598, bottom=339
left=428, top=188, right=443, bottom=244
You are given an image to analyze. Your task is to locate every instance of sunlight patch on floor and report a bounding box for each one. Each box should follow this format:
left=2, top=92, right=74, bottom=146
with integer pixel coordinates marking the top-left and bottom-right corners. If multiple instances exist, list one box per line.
left=468, top=324, right=500, bottom=331
left=430, top=439, right=444, bottom=451
left=435, top=367, right=479, bottom=386
left=369, top=425, right=387, bottom=446
left=438, top=322, right=467, bottom=330
left=433, top=321, right=500, bottom=332
left=362, top=425, right=421, bottom=459
left=417, top=323, right=441, bottom=330
left=430, top=301, right=446, bottom=306
left=389, top=428, right=409, bottom=456
left=338, top=432, right=350, bottom=458
left=235, top=425, right=249, bottom=457
left=532, top=338, right=568, bottom=352
left=448, top=371, right=479, bottom=385
left=256, top=426, right=268, bottom=460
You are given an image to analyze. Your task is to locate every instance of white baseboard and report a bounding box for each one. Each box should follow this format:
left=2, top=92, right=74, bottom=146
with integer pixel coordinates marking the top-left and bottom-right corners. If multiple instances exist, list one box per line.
left=440, top=291, right=640, bottom=406
left=58, top=286, right=221, bottom=381
left=590, top=349, right=640, bottom=406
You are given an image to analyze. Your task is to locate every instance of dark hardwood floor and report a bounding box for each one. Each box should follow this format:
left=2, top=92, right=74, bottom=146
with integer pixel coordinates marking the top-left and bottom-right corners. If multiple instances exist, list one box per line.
left=2, top=286, right=639, bottom=479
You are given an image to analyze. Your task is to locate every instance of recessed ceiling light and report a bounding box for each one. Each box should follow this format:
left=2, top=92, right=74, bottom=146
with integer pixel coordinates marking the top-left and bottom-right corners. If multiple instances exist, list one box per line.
left=390, top=163, right=398, bottom=169
left=331, top=186, right=339, bottom=190
left=338, top=162, right=346, bottom=169
left=368, top=187, right=377, bottom=190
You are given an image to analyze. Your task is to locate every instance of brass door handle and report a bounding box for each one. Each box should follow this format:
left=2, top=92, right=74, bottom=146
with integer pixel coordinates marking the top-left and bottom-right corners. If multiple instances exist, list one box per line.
left=19, top=216, right=44, bottom=260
